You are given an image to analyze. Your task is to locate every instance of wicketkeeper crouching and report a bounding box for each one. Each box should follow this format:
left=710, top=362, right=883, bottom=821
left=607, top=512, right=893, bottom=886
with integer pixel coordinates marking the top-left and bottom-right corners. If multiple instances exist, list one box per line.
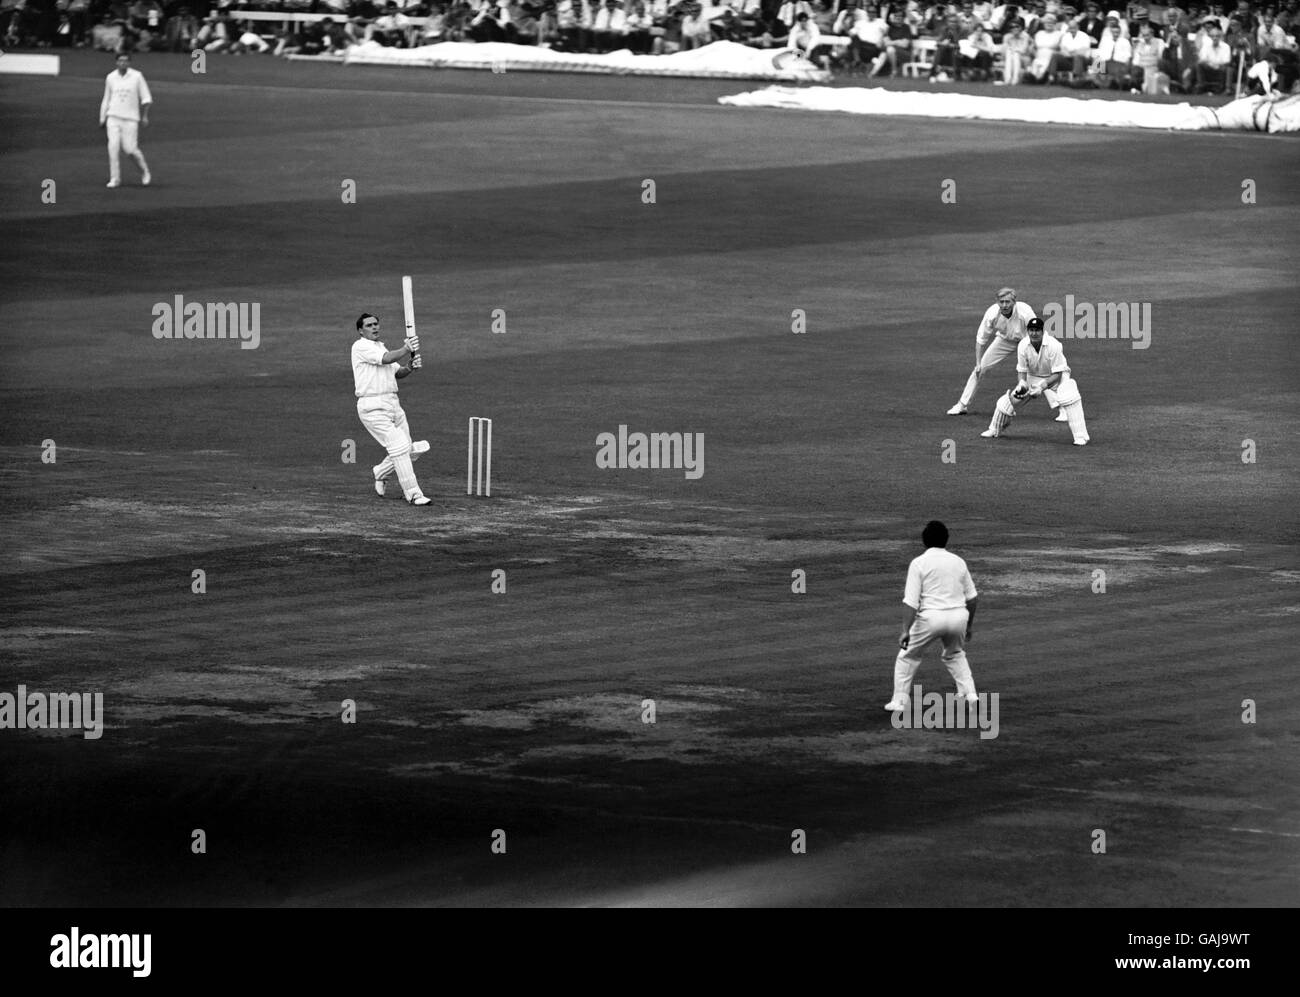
left=980, top=317, right=1090, bottom=446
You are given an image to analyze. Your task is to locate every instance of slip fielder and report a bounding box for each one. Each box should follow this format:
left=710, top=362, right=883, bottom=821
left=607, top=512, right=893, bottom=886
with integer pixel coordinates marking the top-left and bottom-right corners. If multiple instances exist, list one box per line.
left=351, top=312, right=432, bottom=505
left=99, top=53, right=152, bottom=189
left=980, top=317, right=1091, bottom=446
left=947, top=287, right=1065, bottom=420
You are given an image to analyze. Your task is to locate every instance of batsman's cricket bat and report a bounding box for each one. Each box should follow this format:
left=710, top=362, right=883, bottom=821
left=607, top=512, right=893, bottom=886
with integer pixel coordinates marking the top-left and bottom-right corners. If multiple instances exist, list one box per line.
left=402, top=275, right=420, bottom=364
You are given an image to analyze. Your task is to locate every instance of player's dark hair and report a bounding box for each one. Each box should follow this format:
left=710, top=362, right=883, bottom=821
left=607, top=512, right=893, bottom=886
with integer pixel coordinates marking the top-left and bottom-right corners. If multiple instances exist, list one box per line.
left=356, top=312, right=376, bottom=330
left=922, top=521, right=949, bottom=548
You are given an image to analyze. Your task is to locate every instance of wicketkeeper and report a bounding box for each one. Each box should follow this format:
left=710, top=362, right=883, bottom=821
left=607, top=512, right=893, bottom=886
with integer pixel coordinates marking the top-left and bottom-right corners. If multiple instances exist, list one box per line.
left=980, top=317, right=1090, bottom=446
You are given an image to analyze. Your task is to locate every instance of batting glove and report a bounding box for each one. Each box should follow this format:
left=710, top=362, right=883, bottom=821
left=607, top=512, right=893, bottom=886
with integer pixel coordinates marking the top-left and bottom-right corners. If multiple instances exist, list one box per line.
left=404, top=335, right=420, bottom=354
left=410, top=354, right=423, bottom=370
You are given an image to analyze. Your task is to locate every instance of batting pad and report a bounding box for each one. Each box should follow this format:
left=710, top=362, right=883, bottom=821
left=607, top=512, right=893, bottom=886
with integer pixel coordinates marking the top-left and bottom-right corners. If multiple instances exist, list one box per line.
left=988, top=392, right=1016, bottom=433
left=377, top=439, right=426, bottom=482
left=393, top=454, right=420, bottom=500
left=1064, top=400, right=1089, bottom=443
left=1054, top=377, right=1082, bottom=406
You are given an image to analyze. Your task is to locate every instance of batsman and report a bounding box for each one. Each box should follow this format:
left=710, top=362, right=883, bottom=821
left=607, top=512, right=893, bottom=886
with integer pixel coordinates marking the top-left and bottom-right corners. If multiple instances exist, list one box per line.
left=349, top=277, right=432, bottom=505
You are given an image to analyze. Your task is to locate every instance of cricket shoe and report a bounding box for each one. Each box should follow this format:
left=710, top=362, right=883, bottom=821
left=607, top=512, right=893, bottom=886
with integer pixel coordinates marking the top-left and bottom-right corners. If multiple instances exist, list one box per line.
left=946, top=403, right=968, bottom=415
left=1073, top=438, right=1089, bottom=446
left=884, top=700, right=908, bottom=712
left=106, top=180, right=120, bottom=188
left=374, top=477, right=386, bottom=497
left=1055, top=409, right=1068, bottom=422
left=406, top=492, right=432, bottom=506
left=979, top=428, right=1000, bottom=438
left=142, top=171, right=152, bottom=186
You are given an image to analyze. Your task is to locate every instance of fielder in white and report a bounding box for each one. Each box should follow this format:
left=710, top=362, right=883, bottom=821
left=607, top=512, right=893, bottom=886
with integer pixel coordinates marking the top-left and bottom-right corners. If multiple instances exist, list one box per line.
left=947, top=287, right=1065, bottom=422
left=352, top=312, right=433, bottom=505
left=886, top=520, right=979, bottom=712
left=981, top=316, right=1091, bottom=446
left=99, top=53, right=152, bottom=189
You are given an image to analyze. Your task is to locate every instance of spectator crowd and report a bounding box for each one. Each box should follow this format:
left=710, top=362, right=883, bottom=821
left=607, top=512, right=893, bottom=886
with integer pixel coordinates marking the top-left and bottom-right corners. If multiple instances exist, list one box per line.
left=3, top=0, right=1295, bottom=93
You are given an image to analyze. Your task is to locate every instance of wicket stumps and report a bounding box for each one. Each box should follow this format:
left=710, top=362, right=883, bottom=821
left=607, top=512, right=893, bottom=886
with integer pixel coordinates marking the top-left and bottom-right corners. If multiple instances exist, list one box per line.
left=468, top=417, right=492, bottom=497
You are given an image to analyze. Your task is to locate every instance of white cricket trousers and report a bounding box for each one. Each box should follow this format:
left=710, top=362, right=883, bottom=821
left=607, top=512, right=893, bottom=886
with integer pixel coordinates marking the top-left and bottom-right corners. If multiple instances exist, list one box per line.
left=358, top=394, right=422, bottom=500
left=959, top=337, right=1016, bottom=408
left=892, top=608, right=976, bottom=703
left=358, top=394, right=412, bottom=457
left=106, top=117, right=148, bottom=183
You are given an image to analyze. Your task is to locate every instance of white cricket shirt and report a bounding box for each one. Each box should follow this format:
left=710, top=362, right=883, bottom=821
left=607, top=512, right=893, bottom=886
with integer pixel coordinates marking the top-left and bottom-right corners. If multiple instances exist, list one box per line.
left=100, top=68, right=153, bottom=123
left=903, top=547, right=978, bottom=612
left=352, top=338, right=399, bottom=397
left=1017, top=333, right=1071, bottom=388
left=977, top=300, right=1037, bottom=342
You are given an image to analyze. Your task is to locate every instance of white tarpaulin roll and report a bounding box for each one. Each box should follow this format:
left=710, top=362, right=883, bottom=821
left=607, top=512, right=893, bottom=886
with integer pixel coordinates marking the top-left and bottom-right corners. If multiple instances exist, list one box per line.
left=717, top=85, right=1300, bottom=133
left=343, top=39, right=831, bottom=83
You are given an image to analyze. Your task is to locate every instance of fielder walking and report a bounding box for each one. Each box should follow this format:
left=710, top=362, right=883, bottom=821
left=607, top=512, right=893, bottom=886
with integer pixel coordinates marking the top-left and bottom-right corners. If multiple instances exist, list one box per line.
left=885, top=521, right=980, bottom=712
left=980, top=316, right=1091, bottom=446
left=351, top=312, right=433, bottom=505
left=99, top=53, right=152, bottom=189
left=947, top=287, right=1065, bottom=421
